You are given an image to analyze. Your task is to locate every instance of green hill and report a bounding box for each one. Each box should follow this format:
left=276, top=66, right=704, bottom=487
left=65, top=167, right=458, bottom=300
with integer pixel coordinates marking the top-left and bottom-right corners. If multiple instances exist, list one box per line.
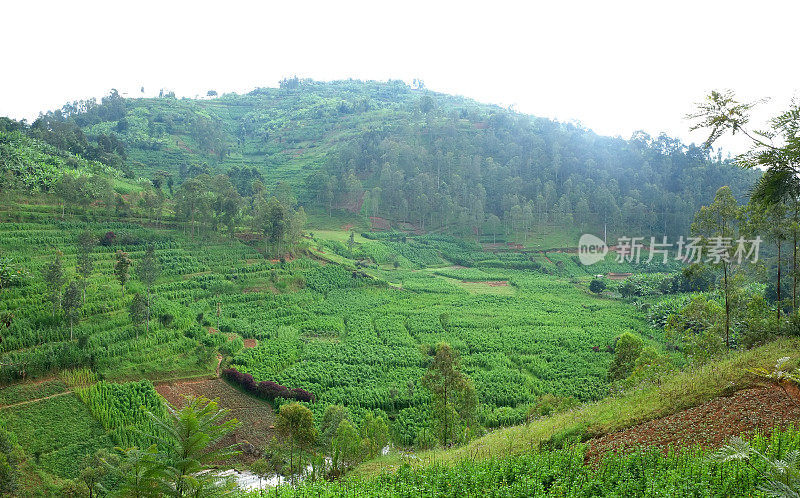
left=33, top=79, right=758, bottom=241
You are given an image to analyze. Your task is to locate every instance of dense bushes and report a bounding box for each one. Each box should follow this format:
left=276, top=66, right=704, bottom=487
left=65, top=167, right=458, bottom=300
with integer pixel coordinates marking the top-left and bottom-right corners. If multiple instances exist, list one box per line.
left=222, top=367, right=315, bottom=403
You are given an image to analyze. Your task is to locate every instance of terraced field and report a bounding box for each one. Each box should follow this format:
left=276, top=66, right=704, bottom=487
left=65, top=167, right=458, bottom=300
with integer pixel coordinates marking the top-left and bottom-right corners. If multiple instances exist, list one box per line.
left=0, top=208, right=678, bottom=481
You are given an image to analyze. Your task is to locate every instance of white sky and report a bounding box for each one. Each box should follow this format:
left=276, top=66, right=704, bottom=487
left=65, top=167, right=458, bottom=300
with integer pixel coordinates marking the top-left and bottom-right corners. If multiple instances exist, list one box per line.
left=3, top=0, right=798, bottom=156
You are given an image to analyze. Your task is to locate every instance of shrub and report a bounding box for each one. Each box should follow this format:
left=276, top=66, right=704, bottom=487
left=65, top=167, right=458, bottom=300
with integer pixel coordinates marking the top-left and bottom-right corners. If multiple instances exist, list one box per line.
left=99, top=231, right=116, bottom=246
left=221, top=367, right=315, bottom=403
left=608, top=332, right=644, bottom=381
left=589, top=279, right=606, bottom=294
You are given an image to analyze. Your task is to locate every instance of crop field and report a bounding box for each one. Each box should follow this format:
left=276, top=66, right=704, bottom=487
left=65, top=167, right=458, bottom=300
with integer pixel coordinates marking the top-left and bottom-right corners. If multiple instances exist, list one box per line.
left=0, top=211, right=676, bottom=480
left=155, top=377, right=276, bottom=455
left=0, top=392, right=109, bottom=479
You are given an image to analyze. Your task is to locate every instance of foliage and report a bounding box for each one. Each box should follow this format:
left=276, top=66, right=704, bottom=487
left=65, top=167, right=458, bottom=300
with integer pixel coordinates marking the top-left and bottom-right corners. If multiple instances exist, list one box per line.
left=589, top=278, right=606, bottom=294
left=332, top=419, right=362, bottom=471
left=422, top=343, right=478, bottom=446
left=275, top=403, right=317, bottom=479
left=608, top=332, right=644, bottom=381
left=138, top=396, right=241, bottom=497
left=221, top=367, right=315, bottom=403
left=712, top=435, right=800, bottom=497
left=250, top=427, right=800, bottom=497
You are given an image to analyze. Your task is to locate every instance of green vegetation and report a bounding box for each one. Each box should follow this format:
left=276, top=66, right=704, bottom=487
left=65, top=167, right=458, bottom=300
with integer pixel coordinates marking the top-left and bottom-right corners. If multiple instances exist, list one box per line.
left=2, top=82, right=800, bottom=496
left=246, top=426, right=800, bottom=497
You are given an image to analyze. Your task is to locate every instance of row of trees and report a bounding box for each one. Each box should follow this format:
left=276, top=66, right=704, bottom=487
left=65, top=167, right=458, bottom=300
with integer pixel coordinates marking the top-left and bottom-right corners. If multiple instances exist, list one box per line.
left=686, top=92, right=800, bottom=348
left=41, top=233, right=161, bottom=342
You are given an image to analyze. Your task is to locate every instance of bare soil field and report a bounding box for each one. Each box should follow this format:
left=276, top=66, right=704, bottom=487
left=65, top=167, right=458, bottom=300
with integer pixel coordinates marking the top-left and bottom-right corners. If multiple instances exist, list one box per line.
left=156, top=378, right=276, bottom=460
left=586, top=385, right=800, bottom=464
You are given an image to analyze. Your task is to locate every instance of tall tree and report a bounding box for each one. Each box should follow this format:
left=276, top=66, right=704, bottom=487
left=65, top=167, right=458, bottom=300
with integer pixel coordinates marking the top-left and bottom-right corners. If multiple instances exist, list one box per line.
left=275, top=403, right=317, bottom=482
left=320, top=405, right=350, bottom=455
left=332, top=419, right=362, bottom=471
left=359, top=413, right=388, bottom=458
left=129, top=293, right=148, bottom=339
left=421, top=342, right=477, bottom=446
left=43, top=254, right=65, bottom=316
left=691, top=186, right=741, bottom=348
left=175, top=178, right=210, bottom=238
left=62, top=281, right=81, bottom=340
left=76, top=230, right=95, bottom=304
left=114, top=250, right=132, bottom=298
left=690, top=90, right=800, bottom=313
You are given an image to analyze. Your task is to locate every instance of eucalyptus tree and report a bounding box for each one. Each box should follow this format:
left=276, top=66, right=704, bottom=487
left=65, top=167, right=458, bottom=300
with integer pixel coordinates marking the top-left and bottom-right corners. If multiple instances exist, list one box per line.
left=76, top=230, right=95, bottom=304
left=114, top=250, right=132, bottom=298
left=690, top=91, right=800, bottom=312
left=43, top=254, right=65, bottom=316
left=62, top=281, right=81, bottom=340
left=691, top=186, right=741, bottom=348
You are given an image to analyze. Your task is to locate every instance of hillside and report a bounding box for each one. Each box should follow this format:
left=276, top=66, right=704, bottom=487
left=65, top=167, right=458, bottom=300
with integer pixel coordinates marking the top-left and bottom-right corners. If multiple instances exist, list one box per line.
left=2, top=81, right=799, bottom=497
left=35, top=79, right=758, bottom=242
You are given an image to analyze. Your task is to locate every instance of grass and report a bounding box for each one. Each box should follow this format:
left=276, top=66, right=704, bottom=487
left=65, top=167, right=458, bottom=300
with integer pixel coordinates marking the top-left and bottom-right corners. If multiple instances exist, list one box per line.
left=0, top=379, right=68, bottom=406
left=351, top=337, right=800, bottom=478
left=311, top=229, right=369, bottom=244
left=0, top=393, right=106, bottom=456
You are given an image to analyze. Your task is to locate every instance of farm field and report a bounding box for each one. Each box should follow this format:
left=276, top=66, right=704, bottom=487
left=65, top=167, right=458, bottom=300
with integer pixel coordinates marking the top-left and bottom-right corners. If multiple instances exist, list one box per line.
left=0, top=209, right=678, bottom=482
left=155, top=377, right=276, bottom=458
left=1, top=72, right=799, bottom=497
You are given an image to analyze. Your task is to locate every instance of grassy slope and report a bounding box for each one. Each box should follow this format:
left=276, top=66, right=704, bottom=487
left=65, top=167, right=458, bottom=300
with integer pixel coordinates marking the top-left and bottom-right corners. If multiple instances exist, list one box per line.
left=352, top=337, right=800, bottom=477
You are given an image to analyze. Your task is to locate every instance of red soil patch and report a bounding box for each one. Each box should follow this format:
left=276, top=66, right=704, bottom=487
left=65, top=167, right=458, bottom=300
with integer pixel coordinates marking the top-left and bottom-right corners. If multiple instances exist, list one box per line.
left=281, top=147, right=306, bottom=157
left=341, top=223, right=354, bottom=231
left=369, top=216, right=391, bottom=230
left=242, top=286, right=268, bottom=293
left=208, top=327, right=219, bottom=334
left=606, top=272, right=633, bottom=280
left=477, top=281, right=509, bottom=287
left=268, top=254, right=295, bottom=264
left=243, top=339, right=257, bottom=348
left=585, top=385, right=800, bottom=464
left=155, top=378, right=275, bottom=460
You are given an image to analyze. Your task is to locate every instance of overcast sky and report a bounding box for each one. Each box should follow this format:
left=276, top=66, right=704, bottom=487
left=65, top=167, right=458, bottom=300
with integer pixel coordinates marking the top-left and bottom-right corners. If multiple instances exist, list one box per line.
left=3, top=0, right=798, bottom=155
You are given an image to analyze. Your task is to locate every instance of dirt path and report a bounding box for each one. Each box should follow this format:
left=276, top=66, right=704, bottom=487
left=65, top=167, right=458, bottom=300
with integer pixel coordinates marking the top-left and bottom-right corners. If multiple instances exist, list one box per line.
left=585, top=385, right=800, bottom=464
left=0, top=391, right=72, bottom=411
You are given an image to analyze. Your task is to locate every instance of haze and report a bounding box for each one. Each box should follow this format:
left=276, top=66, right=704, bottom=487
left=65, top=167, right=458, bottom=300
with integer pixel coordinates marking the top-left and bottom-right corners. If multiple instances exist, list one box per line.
left=3, top=0, right=798, bottom=155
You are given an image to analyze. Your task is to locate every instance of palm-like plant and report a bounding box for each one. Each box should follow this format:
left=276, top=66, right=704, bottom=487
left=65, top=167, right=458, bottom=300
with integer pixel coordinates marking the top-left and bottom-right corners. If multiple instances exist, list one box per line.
left=712, top=436, right=800, bottom=498
left=747, top=356, right=800, bottom=408
left=143, top=396, right=241, bottom=497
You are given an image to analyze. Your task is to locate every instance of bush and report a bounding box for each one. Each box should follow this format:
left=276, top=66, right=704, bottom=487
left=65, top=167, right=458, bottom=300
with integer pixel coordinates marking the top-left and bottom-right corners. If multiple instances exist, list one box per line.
left=222, top=367, right=315, bottom=403
left=539, top=424, right=589, bottom=451
left=608, top=332, right=644, bottom=381
left=589, top=279, right=606, bottom=294
left=99, top=231, right=116, bottom=246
